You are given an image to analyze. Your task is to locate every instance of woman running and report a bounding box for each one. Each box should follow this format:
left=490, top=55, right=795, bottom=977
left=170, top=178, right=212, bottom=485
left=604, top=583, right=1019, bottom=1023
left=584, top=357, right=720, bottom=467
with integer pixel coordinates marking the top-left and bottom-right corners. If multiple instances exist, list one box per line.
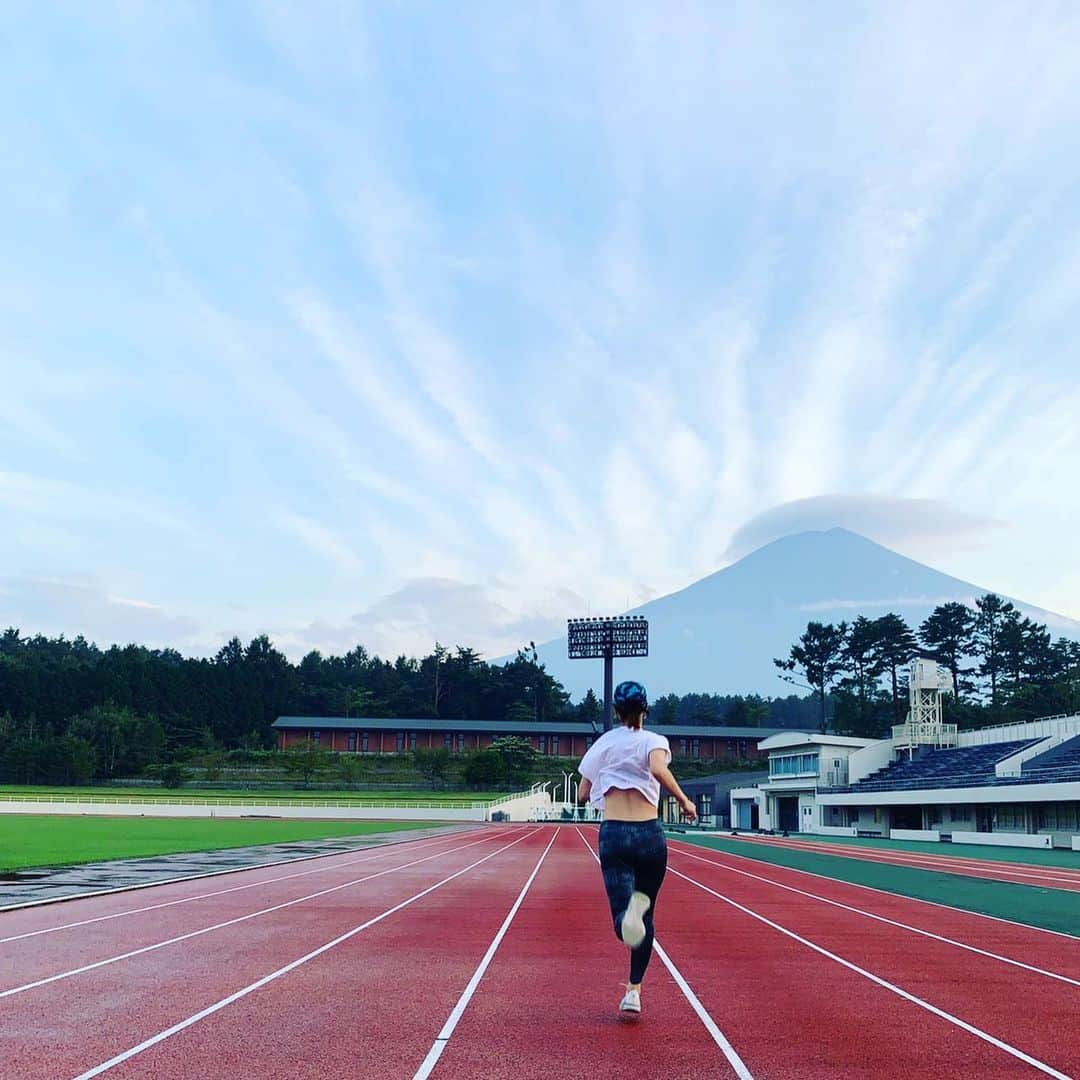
left=576, top=680, right=697, bottom=1015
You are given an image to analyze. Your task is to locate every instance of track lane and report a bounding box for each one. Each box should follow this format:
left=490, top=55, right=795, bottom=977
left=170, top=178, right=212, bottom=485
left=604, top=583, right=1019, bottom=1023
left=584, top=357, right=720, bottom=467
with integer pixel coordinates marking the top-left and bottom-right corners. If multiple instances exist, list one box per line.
left=430, top=827, right=745, bottom=1080
left=2, top=828, right=536, bottom=1079
left=93, top=828, right=559, bottom=1080
left=0, top=827, right=515, bottom=995
left=722, top=833, right=1080, bottom=891
left=0, top=825, right=494, bottom=944
left=658, top=864, right=1071, bottom=1078
left=667, top=838, right=1080, bottom=982
left=666, top=850, right=1079, bottom=1077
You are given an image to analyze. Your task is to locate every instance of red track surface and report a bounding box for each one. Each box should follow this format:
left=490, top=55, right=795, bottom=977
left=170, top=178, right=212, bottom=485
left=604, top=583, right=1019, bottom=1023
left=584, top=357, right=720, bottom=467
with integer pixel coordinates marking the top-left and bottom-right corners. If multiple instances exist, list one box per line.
left=721, top=832, right=1080, bottom=891
left=2, top=823, right=1077, bottom=1079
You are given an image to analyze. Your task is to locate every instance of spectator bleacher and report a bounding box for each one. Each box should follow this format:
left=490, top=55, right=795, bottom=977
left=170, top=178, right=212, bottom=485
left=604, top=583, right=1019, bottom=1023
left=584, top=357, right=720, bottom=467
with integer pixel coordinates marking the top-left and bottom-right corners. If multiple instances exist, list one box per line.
left=842, top=740, right=1040, bottom=793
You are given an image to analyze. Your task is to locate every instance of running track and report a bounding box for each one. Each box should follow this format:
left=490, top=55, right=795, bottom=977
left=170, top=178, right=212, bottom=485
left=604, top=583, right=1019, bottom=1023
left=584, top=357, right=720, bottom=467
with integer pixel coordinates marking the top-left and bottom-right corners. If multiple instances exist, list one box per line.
left=1, top=824, right=1077, bottom=1079
left=717, top=832, right=1080, bottom=892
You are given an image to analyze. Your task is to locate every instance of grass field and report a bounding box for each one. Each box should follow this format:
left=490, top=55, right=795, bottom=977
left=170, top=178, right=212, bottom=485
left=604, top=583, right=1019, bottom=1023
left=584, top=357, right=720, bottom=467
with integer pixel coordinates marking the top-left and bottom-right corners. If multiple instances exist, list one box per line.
left=0, top=785, right=501, bottom=805
left=0, top=816, right=436, bottom=872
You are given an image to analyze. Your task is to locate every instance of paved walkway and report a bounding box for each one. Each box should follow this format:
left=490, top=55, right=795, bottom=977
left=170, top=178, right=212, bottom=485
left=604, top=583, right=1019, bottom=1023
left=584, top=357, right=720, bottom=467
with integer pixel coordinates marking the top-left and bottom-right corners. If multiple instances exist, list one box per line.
left=0, top=823, right=474, bottom=910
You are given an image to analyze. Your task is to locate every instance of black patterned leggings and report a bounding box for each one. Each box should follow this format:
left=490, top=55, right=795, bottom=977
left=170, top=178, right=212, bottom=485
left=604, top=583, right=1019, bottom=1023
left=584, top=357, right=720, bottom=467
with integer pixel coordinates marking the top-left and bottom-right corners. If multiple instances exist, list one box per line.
left=598, top=818, right=668, bottom=985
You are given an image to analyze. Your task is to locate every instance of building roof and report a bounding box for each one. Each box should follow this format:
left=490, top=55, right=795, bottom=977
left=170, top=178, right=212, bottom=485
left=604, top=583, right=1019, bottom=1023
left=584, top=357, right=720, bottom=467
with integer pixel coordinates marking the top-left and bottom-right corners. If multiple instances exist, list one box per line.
left=681, top=771, right=769, bottom=794
left=757, top=732, right=877, bottom=751
left=272, top=716, right=814, bottom=739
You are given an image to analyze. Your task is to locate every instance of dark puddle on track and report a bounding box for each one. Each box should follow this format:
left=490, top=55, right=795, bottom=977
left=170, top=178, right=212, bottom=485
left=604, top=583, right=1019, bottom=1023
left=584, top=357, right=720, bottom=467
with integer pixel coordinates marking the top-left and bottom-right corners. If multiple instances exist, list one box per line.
left=0, top=823, right=474, bottom=910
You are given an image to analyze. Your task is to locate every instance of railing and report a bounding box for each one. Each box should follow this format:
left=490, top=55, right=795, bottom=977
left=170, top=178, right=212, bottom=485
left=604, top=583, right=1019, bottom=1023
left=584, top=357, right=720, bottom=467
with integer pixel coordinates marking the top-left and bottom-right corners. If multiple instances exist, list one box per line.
left=892, top=722, right=958, bottom=748
left=0, top=793, right=491, bottom=810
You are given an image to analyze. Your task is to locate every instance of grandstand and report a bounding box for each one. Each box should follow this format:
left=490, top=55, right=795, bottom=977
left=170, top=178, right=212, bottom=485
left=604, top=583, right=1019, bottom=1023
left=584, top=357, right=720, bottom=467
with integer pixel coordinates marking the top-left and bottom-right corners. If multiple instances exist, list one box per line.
left=734, top=701, right=1080, bottom=850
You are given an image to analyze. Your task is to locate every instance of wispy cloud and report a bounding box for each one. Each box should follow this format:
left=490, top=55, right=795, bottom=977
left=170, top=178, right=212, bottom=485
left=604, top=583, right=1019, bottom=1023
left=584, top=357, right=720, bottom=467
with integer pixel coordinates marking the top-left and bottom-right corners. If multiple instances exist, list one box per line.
left=3, top=2, right=1080, bottom=664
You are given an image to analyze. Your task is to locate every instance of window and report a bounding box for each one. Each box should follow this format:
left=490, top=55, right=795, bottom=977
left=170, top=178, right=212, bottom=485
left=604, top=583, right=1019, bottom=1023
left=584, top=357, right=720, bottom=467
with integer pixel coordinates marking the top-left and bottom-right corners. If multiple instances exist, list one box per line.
left=585, top=735, right=594, bottom=748
left=679, top=738, right=688, bottom=756
left=360, top=731, right=369, bottom=753
left=551, top=735, right=560, bottom=755
left=538, top=735, right=547, bottom=754
left=445, top=733, right=453, bottom=749
left=457, top=733, right=465, bottom=752
left=409, top=732, right=417, bottom=750
left=769, top=752, right=820, bottom=777
left=691, top=738, right=700, bottom=759
left=928, top=806, right=942, bottom=826
left=347, top=731, right=357, bottom=752
left=311, top=730, right=321, bottom=745
left=395, top=732, right=404, bottom=752
left=698, top=794, right=712, bottom=819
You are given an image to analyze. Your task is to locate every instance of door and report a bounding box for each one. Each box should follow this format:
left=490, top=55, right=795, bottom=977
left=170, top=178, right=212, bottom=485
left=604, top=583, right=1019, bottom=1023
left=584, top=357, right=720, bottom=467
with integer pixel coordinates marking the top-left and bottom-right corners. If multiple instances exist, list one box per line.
left=777, top=796, right=799, bottom=833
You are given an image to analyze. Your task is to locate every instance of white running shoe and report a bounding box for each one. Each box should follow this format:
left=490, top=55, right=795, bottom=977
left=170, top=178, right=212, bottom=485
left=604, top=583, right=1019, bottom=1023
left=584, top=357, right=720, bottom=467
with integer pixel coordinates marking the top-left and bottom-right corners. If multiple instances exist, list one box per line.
left=619, top=987, right=641, bottom=1014
left=620, top=891, right=651, bottom=948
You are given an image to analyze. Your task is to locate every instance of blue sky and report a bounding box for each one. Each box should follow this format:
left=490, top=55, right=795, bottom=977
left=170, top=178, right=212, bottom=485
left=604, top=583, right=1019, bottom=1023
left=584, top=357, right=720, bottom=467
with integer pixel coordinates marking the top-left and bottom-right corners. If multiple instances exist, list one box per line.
left=3, top=2, right=1080, bottom=661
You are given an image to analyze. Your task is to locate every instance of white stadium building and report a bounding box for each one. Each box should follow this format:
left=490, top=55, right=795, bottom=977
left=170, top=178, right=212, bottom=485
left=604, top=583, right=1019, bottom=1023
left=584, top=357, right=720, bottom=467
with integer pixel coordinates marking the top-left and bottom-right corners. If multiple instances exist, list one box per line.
left=731, top=660, right=1080, bottom=850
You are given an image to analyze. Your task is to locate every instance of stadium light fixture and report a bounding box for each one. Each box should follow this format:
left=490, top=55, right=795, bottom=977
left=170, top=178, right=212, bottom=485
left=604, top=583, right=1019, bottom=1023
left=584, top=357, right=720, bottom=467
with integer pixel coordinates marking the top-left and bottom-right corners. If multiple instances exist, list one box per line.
left=567, top=616, right=649, bottom=731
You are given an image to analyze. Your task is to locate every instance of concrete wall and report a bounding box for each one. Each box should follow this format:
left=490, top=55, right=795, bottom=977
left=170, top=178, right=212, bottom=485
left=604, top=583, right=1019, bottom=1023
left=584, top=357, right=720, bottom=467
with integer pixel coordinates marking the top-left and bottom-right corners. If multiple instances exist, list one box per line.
left=0, top=799, right=485, bottom=821
left=817, top=825, right=858, bottom=836
left=958, top=714, right=1080, bottom=747
left=950, top=830, right=1052, bottom=848
left=846, top=739, right=898, bottom=786
left=890, top=828, right=940, bottom=842
left=485, top=791, right=552, bottom=823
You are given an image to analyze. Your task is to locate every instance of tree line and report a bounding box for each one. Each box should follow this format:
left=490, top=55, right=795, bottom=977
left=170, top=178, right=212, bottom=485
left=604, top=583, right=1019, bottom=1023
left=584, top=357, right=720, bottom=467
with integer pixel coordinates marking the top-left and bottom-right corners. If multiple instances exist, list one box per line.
left=0, top=628, right=812, bottom=785
left=774, top=595, right=1080, bottom=737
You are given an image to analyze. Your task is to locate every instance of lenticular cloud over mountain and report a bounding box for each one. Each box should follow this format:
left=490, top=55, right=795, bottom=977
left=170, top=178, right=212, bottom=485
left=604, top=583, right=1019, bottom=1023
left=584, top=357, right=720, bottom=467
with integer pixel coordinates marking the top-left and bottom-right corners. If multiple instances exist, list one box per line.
left=532, top=529, right=1080, bottom=699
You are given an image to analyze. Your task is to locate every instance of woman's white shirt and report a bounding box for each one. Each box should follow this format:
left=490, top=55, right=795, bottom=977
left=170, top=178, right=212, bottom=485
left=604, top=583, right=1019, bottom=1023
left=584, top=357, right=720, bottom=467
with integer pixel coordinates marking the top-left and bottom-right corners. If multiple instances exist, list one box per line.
left=577, top=725, right=671, bottom=809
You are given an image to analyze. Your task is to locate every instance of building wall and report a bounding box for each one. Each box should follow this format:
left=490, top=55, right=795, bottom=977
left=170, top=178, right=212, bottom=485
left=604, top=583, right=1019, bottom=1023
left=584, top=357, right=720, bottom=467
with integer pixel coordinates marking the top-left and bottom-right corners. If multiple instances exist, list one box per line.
left=277, top=726, right=763, bottom=760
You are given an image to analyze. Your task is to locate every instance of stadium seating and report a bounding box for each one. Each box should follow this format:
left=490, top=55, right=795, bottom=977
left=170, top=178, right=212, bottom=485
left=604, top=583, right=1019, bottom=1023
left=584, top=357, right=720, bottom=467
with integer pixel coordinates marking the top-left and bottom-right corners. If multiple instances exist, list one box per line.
left=840, top=740, right=1040, bottom=793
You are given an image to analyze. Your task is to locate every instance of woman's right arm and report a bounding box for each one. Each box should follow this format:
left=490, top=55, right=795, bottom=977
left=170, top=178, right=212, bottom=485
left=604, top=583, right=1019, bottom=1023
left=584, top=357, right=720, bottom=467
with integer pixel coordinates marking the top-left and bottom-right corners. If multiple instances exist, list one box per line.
left=649, top=749, right=697, bottom=820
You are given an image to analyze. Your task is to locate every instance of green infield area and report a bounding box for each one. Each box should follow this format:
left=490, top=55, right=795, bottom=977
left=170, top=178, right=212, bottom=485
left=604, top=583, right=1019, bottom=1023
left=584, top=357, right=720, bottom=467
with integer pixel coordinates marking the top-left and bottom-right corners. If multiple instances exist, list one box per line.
left=740, top=830, right=1080, bottom=869
left=0, top=785, right=500, bottom=805
left=676, top=833, right=1080, bottom=937
left=0, top=816, right=437, bottom=873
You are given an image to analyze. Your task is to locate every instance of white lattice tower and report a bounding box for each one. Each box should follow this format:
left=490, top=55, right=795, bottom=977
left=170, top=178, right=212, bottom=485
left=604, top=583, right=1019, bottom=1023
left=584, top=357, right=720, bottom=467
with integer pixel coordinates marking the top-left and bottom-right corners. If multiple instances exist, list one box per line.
left=895, top=658, right=957, bottom=752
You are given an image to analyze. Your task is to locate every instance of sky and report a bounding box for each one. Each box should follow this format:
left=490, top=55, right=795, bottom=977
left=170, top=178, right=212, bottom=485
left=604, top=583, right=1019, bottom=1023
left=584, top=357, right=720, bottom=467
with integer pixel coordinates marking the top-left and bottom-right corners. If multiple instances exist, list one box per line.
left=3, top=2, right=1080, bottom=665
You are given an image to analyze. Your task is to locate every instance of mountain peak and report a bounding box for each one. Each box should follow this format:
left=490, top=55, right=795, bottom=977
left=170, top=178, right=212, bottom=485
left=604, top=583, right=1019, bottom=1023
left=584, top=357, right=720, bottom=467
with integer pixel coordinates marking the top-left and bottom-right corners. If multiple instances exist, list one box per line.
left=531, top=530, right=1080, bottom=697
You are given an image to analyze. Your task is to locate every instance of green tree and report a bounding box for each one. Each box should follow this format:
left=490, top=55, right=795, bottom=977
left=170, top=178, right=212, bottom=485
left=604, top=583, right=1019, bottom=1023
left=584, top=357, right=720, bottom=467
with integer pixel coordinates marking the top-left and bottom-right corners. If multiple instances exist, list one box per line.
left=338, top=753, right=365, bottom=789
left=489, top=735, right=538, bottom=786
left=974, top=594, right=1016, bottom=709
left=870, top=614, right=919, bottom=726
left=463, top=749, right=505, bottom=788
left=412, top=746, right=450, bottom=789
left=281, top=743, right=331, bottom=787
left=774, top=621, right=848, bottom=733
left=919, top=602, right=976, bottom=699
left=840, top=616, right=888, bottom=732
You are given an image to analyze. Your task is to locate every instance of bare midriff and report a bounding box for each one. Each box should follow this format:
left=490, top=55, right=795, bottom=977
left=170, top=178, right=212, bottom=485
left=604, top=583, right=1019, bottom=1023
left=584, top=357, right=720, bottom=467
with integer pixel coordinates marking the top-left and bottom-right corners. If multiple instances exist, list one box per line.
left=602, top=787, right=659, bottom=822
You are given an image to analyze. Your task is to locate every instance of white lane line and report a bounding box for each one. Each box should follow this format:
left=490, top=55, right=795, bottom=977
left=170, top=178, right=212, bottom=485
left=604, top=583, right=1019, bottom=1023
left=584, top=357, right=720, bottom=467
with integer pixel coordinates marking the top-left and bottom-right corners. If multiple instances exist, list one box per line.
left=413, top=828, right=559, bottom=1079
left=70, top=829, right=540, bottom=1080
left=0, top=824, right=488, bottom=913
left=672, top=834, right=1080, bottom=941
left=667, top=843, right=1080, bottom=988
left=1, top=827, right=530, bottom=1000
left=0, top=828, right=497, bottom=944
left=668, top=865, right=1072, bottom=1080
left=574, top=827, right=753, bottom=1080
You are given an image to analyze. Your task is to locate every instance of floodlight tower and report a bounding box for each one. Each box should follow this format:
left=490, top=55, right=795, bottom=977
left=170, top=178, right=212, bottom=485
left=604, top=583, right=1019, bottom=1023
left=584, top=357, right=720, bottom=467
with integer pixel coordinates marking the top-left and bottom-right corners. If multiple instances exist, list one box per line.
left=567, top=616, right=649, bottom=730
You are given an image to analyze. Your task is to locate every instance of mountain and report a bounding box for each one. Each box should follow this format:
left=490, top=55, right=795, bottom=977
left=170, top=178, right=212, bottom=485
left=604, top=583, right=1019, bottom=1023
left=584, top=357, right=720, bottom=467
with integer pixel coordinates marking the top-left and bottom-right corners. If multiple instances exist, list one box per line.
left=531, top=528, right=1080, bottom=699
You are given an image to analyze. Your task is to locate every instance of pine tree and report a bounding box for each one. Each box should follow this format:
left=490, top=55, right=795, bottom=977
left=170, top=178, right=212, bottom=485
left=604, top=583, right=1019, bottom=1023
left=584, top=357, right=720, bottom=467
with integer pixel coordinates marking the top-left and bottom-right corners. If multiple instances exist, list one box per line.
left=871, top=614, right=918, bottom=726
left=774, top=621, right=848, bottom=733
left=919, top=602, right=976, bottom=699
left=974, top=594, right=1017, bottom=708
